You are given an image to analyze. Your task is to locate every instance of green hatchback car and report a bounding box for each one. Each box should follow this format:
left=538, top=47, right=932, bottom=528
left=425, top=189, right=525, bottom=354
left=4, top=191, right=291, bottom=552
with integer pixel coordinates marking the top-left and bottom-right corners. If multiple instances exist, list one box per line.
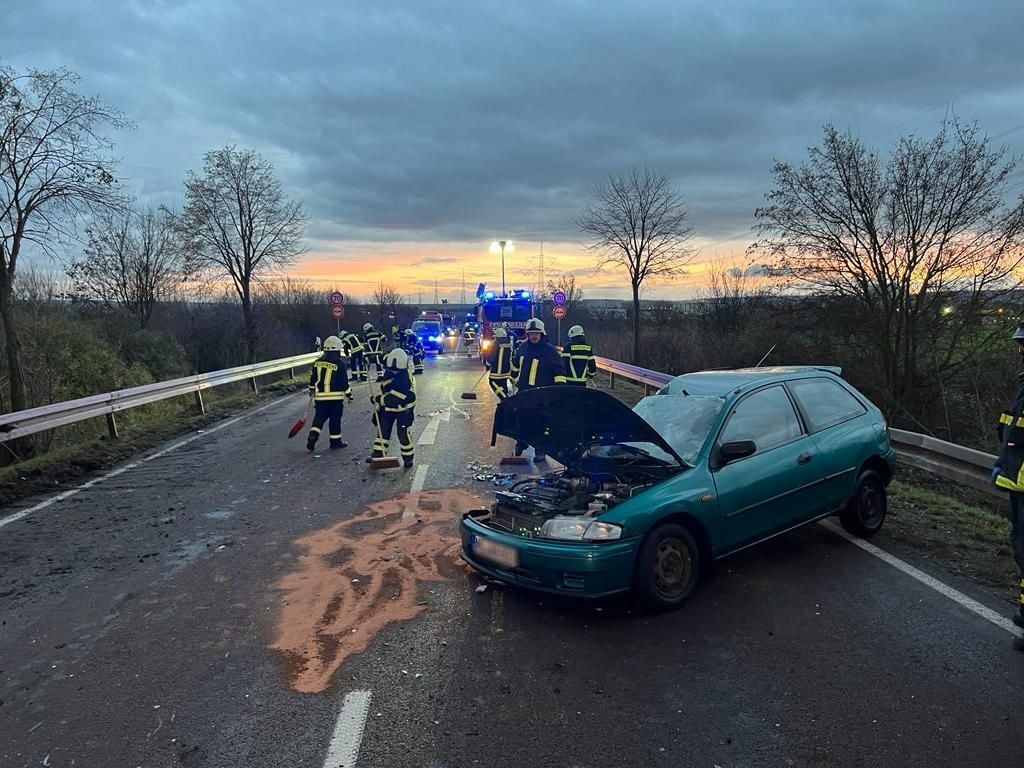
left=460, top=367, right=896, bottom=609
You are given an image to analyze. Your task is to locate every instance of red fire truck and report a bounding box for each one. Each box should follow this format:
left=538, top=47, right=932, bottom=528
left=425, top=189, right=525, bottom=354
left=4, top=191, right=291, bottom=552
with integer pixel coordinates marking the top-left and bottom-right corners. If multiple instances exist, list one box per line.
left=475, top=288, right=535, bottom=359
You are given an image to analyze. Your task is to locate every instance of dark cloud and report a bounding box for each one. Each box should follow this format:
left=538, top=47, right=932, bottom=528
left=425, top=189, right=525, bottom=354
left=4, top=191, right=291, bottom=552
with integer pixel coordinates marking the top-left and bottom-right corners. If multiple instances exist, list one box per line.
left=4, top=0, right=1024, bottom=252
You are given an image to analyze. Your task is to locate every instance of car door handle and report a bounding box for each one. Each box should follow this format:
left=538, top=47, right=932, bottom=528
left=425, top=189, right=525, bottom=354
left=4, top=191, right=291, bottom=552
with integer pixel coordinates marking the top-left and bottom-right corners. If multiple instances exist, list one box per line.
left=797, top=452, right=813, bottom=465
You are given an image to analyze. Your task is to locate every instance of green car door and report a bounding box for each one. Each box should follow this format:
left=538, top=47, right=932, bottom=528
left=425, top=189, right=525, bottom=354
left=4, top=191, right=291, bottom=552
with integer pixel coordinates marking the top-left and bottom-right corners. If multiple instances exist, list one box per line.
left=786, top=376, right=872, bottom=512
left=710, top=384, right=828, bottom=551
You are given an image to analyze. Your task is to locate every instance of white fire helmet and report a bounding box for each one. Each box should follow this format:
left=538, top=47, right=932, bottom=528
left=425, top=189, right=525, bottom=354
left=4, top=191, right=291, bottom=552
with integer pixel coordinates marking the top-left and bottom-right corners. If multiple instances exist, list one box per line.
left=568, top=325, right=585, bottom=338
left=525, top=318, right=546, bottom=334
left=386, top=348, right=410, bottom=370
left=322, top=335, right=343, bottom=351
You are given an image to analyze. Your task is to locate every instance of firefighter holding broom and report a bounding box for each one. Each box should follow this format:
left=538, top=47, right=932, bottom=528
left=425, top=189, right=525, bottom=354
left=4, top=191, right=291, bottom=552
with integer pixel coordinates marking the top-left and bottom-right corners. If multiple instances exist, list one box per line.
left=306, top=335, right=354, bottom=451
left=367, top=348, right=417, bottom=468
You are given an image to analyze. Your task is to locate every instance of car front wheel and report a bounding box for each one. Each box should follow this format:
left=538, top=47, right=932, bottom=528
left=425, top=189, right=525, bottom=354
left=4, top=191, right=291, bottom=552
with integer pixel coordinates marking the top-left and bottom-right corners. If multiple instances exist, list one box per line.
left=839, top=469, right=887, bottom=538
left=633, top=523, right=701, bottom=611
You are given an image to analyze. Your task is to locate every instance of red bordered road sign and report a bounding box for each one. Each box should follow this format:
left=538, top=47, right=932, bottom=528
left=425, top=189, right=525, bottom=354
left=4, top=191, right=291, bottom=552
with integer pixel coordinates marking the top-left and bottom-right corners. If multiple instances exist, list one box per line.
left=331, top=305, right=345, bottom=319
left=552, top=291, right=567, bottom=305
left=330, top=291, right=345, bottom=306
left=552, top=305, right=567, bottom=320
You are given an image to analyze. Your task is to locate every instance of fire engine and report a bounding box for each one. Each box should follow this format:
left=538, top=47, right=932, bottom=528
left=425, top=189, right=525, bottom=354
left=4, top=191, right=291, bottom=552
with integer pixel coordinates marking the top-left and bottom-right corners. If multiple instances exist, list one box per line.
left=475, top=287, right=535, bottom=359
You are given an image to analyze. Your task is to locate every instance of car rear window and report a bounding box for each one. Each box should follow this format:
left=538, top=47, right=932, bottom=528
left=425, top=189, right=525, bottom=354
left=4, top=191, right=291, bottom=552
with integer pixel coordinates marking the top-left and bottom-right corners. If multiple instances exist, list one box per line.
left=788, top=377, right=866, bottom=432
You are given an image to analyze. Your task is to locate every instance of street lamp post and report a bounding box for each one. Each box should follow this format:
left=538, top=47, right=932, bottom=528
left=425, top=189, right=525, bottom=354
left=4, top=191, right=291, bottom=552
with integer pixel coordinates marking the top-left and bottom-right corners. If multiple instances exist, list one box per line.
left=490, top=240, right=514, bottom=296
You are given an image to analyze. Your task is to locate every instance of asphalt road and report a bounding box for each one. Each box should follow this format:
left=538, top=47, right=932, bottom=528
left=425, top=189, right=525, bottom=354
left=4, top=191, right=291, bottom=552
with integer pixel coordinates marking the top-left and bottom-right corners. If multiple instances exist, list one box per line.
left=2, top=349, right=1023, bottom=768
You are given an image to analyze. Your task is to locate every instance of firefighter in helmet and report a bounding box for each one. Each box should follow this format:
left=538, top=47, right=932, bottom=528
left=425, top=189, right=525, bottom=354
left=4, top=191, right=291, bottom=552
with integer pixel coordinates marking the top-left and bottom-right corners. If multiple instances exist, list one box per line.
left=992, top=322, right=1024, bottom=651
left=368, top=348, right=417, bottom=468
left=485, top=326, right=514, bottom=400
left=341, top=328, right=367, bottom=382
left=306, top=335, right=354, bottom=451
left=403, top=329, right=425, bottom=375
left=363, top=322, right=386, bottom=382
left=510, top=318, right=566, bottom=461
left=562, top=325, right=597, bottom=386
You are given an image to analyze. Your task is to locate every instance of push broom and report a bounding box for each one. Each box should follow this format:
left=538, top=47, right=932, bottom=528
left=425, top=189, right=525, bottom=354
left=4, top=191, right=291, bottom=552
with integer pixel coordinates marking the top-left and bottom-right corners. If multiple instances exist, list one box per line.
left=368, top=381, right=401, bottom=470
left=460, top=369, right=489, bottom=400
left=288, top=395, right=314, bottom=438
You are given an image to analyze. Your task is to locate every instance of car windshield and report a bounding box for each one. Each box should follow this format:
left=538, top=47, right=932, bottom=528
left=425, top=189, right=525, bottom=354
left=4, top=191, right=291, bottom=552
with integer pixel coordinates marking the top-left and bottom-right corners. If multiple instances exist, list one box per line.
left=629, top=394, right=726, bottom=464
left=411, top=321, right=440, bottom=334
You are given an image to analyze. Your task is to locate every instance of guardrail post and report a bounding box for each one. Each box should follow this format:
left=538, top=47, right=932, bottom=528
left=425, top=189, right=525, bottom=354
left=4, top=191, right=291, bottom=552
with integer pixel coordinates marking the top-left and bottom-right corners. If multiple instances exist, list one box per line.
left=644, top=383, right=651, bottom=396
left=289, top=366, right=295, bottom=379
left=251, top=377, right=258, bottom=394
left=194, top=390, right=205, bottom=415
left=609, top=371, right=616, bottom=389
left=106, top=414, right=119, bottom=439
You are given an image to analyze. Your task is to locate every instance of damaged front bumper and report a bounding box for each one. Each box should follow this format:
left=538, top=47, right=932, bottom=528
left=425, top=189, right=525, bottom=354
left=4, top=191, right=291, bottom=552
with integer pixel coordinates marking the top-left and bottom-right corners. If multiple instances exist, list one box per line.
left=459, top=510, right=638, bottom=598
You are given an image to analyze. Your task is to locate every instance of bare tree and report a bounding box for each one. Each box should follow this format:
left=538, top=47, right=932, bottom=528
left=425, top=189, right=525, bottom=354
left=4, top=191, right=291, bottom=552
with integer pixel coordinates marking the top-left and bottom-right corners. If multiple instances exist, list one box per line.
left=67, top=204, right=183, bottom=328
left=0, top=66, right=128, bottom=412
left=176, top=145, right=307, bottom=363
left=372, top=283, right=403, bottom=330
left=546, top=272, right=583, bottom=311
left=577, top=167, right=695, bottom=362
left=753, top=120, right=1024, bottom=421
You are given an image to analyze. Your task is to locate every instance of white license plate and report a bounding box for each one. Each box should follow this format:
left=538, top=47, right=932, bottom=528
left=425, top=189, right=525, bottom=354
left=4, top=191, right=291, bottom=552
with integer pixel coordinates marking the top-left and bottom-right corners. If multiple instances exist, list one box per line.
left=472, top=535, right=519, bottom=568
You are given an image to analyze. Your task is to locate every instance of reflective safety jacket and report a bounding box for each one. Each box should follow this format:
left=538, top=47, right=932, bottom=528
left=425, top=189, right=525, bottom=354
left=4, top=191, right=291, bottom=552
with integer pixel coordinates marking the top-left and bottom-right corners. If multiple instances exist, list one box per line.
left=512, top=336, right=567, bottom=391
left=996, top=373, right=1024, bottom=491
left=403, top=335, right=424, bottom=361
left=364, top=329, right=386, bottom=356
left=485, top=341, right=514, bottom=378
left=380, top=367, right=416, bottom=412
left=308, top=350, right=352, bottom=401
left=342, top=331, right=364, bottom=355
left=562, top=338, right=597, bottom=383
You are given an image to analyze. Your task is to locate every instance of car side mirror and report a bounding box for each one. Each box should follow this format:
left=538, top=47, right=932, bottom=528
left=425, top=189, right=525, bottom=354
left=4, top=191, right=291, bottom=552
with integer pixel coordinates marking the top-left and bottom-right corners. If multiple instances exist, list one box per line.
left=719, top=440, right=757, bottom=464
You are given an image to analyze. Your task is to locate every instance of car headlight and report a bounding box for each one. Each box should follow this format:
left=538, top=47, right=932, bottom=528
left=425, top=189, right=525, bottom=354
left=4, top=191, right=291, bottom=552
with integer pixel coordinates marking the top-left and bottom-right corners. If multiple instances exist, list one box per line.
left=428, top=335, right=438, bottom=341
left=540, top=517, right=623, bottom=541
left=481, top=340, right=492, bottom=349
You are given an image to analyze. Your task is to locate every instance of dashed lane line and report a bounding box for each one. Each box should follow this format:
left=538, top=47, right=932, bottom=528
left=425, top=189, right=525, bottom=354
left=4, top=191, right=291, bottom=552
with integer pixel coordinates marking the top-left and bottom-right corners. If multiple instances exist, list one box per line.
left=322, top=689, right=372, bottom=768
left=0, top=394, right=301, bottom=532
left=819, top=519, right=1020, bottom=636
left=402, top=463, right=430, bottom=519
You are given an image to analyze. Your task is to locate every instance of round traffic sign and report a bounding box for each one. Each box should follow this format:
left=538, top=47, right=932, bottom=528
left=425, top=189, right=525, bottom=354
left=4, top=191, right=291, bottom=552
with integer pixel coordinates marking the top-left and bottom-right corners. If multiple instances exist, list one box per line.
left=552, top=305, right=567, bottom=320
left=331, top=305, right=345, bottom=319
left=552, top=291, right=567, bottom=306
left=330, top=291, right=345, bottom=306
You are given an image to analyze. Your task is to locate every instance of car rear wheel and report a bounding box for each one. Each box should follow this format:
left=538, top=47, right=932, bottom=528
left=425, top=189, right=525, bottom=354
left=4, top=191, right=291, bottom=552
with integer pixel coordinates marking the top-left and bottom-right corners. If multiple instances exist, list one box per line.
left=633, top=523, right=700, bottom=611
left=839, top=469, right=887, bottom=538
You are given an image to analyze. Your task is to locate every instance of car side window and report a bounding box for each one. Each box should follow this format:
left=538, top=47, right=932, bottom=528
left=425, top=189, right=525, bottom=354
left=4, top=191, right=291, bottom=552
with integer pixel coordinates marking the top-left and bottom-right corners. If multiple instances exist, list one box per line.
left=720, top=385, right=803, bottom=453
left=788, top=377, right=867, bottom=432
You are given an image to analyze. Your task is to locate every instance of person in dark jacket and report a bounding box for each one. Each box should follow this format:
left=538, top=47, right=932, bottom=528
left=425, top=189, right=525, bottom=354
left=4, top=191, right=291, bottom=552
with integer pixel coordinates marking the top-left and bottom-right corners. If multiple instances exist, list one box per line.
left=403, top=329, right=425, bottom=375
left=341, top=329, right=367, bottom=382
left=562, top=324, right=597, bottom=386
left=993, top=322, right=1024, bottom=651
left=363, top=322, right=386, bottom=382
left=306, top=335, right=354, bottom=451
left=510, top=318, right=566, bottom=461
left=485, top=326, right=514, bottom=400
left=368, top=348, right=417, bottom=467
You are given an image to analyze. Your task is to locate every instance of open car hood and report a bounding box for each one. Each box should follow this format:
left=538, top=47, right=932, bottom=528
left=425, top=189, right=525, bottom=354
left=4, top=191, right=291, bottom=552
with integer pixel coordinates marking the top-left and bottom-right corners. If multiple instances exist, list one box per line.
left=491, top=387, right=684, bottom=466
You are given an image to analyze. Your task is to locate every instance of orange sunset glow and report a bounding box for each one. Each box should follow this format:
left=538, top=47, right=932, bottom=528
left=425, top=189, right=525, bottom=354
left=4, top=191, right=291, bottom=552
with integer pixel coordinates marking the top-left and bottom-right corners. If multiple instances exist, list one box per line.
left=285, top=238, right=748, bottom=303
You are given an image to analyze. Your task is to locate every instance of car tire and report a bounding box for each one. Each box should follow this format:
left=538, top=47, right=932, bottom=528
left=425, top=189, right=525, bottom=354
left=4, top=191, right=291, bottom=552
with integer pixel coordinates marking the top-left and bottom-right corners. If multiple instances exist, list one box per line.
left=839, top=469, right=887, bottom=538
left=633, top=523, right=701, bottom=611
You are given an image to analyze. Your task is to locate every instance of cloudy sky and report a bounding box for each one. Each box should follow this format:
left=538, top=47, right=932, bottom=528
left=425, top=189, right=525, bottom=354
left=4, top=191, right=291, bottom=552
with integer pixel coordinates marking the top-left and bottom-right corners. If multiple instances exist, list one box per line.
left=4, top=0, right=1024, bottom=300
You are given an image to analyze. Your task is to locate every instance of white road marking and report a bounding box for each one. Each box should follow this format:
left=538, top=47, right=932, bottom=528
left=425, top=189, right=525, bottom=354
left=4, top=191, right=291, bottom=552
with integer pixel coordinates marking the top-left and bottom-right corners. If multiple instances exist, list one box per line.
left=403, top=463, right=430, bottom=519
left=0, top=394, right=300, bottom=531
left=819, top=519, right=1020, bottom=636
left=322, top=689, right=372, bottom=768
left=418, top=416, right=441, bottom=446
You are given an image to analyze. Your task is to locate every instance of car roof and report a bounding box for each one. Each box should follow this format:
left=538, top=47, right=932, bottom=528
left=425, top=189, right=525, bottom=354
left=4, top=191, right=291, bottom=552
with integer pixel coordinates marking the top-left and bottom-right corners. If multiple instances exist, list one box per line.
left=663, top=366, right=843, bottom=397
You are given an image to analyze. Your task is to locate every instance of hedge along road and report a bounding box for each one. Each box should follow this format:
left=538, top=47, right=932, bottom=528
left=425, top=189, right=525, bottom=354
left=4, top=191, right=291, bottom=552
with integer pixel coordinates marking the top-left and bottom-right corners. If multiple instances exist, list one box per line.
left=0, top=353, right=1022, bottom=768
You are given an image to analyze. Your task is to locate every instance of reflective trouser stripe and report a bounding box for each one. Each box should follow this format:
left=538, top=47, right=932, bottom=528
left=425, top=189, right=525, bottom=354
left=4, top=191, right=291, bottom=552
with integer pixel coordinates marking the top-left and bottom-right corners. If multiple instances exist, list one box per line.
left=309, top=427, right=321, bottom=434
left=399, top=431, right=414, bottom=457
left=329, top=433, right=342, bottom=439
left=528, top=359, right=539, bottom=386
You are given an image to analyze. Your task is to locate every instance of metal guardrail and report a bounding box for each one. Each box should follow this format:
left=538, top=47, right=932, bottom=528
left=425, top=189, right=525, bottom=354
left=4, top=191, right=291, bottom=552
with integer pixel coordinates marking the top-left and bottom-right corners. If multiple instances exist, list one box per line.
left=594, top=358, right=1002, bottom=499
left=0, top=352, right=320, bottom=443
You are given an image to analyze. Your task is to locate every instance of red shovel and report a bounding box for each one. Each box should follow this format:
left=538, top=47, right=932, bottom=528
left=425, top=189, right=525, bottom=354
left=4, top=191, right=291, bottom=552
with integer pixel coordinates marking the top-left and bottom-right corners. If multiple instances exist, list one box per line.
left=288, top=396, right=314, bottom=438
